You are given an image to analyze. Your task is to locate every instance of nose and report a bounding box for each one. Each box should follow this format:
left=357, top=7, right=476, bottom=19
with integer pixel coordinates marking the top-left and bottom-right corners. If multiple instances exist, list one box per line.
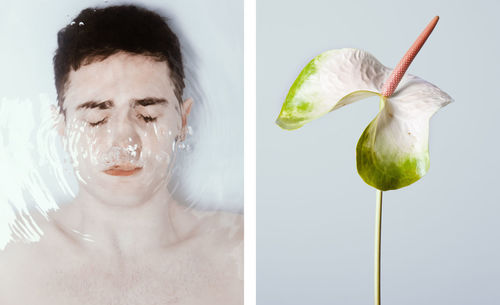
left=110, top=115, right=142, bottom=165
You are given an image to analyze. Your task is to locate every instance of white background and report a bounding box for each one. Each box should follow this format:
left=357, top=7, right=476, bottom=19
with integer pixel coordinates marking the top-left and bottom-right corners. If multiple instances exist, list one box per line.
left=257, top=0, right=500, bottom=304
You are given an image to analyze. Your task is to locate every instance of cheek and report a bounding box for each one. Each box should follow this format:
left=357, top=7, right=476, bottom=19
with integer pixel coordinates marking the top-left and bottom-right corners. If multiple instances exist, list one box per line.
left=150, top=114, right=181, bottom=148
left=143, top=124, right=177, bottom=166
left=63, top=120, right=113, bottom=163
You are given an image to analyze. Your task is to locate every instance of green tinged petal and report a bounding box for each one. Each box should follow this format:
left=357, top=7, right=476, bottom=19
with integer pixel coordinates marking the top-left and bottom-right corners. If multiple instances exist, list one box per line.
left=356, top=96, right=430, bottom=191
left=355, top=76, right=452, bottom=190
left=276, top=49, right=388, bottom=130
left=276, top=54, right=321, bottom=130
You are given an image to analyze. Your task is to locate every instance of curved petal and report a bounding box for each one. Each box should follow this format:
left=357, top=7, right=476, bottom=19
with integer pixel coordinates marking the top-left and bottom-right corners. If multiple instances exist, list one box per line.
left=276, top=48, right=390, bottom=130
left=356, top=75, right=453, bottom=190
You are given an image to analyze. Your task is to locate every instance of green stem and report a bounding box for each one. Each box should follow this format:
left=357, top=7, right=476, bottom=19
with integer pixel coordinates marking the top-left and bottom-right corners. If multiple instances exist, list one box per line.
left=374, top=190, right=383, bottom=305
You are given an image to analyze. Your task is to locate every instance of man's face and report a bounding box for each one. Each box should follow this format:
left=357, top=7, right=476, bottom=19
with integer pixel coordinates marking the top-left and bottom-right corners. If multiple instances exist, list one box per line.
left=60, top=52, right=190, bottom=206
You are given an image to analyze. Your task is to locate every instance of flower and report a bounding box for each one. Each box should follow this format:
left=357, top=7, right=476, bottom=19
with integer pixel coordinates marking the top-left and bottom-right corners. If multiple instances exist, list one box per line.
left=276, top=26, right=452, bottom=191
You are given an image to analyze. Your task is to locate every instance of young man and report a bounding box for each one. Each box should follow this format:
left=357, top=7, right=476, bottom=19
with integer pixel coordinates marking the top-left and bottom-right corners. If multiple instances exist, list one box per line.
left=0, top=5, right=242, bottom=305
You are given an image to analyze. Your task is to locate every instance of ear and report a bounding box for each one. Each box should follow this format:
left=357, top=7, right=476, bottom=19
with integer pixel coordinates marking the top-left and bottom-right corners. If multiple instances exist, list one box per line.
left=177, top=98, right=193, bottom=142
left=181, top=97, right=193, bottom=128
left=51, top=104, right=65, bottom=137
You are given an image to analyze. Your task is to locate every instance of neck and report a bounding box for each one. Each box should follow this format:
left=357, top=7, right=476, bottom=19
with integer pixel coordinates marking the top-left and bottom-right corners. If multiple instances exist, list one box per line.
left=55, top=187, right=187, bottom=257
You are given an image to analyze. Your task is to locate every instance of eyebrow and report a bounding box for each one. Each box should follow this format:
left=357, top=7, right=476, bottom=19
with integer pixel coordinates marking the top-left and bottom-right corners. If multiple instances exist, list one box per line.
left=76, top=100, right=114, bottom=111
left=133, top=98, right=168, bottom=107
left=76, top=98, right=168, bottom=111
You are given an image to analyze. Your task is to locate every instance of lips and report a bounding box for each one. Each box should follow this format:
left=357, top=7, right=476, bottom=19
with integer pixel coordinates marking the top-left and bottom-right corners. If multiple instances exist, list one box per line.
left=104, top=166, right=142, bottom=176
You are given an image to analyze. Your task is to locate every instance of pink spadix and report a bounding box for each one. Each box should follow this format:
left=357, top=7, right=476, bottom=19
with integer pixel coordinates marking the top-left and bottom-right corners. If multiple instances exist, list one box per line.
left=381, top=16, right=439, bottom=98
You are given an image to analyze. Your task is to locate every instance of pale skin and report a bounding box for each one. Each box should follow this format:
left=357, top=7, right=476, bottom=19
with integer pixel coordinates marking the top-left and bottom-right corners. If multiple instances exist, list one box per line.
left=0, top=53, right=243, bottom=305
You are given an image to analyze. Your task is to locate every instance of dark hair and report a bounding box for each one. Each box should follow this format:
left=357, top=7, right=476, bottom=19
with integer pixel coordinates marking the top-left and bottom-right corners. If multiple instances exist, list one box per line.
left=53, top=5, right=185, bottom=112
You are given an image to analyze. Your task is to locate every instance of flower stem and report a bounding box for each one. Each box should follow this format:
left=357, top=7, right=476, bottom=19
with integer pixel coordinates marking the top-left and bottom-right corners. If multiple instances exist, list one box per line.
left=374, top=190, right=383, bottom=305
left=381, top=16, right=439, bottom=97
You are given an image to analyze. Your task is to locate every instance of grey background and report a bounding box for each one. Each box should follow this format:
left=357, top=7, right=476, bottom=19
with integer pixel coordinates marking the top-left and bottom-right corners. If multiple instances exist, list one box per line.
left=0, top=0, right=243, bottom=212
left=258, top=0, right=500, bottom=304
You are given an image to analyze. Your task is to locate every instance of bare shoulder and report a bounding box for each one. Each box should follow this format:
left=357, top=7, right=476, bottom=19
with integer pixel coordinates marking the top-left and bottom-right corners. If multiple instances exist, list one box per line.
left=195, top=209, right=243, bottom=276
left=0, top=234, right=47, bottom=301
left=0, top=210, right=53, bottom=269
left=0, top=209, right=72, bottom=284
left=0, top=240, right=36, bottom=276
left=0, top=210, right=80, bottom=303
left=195, top=210, right=243, bottom=286
left=194, top=209, right=244, bottom=243
left=187, top=208, right=243, bottom=265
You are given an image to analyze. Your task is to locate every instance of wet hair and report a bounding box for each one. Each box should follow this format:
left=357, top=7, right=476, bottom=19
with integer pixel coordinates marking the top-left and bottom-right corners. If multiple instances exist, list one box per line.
left=53, top=5, right=185, bottom=112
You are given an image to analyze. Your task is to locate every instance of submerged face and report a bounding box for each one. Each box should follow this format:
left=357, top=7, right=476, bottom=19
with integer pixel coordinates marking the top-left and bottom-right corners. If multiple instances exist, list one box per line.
left=60, top=52, right=191, bottom=206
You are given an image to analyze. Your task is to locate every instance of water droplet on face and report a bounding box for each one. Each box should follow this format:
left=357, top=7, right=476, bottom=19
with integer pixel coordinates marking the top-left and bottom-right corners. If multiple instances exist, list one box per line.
left=126, top=144, right=138, bottom=158
left=79, top=21, right=85, bottom=26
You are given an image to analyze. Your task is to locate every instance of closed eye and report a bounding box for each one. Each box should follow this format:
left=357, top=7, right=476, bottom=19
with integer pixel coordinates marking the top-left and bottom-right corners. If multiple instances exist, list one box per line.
left=138, top=114, right=157, bottom=123
left=88, top=117, right=108, bottom=127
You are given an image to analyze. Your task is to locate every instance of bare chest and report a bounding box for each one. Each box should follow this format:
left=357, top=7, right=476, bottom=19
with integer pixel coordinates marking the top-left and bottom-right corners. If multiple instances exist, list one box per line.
left=5, top=251, right=241, bottom=305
